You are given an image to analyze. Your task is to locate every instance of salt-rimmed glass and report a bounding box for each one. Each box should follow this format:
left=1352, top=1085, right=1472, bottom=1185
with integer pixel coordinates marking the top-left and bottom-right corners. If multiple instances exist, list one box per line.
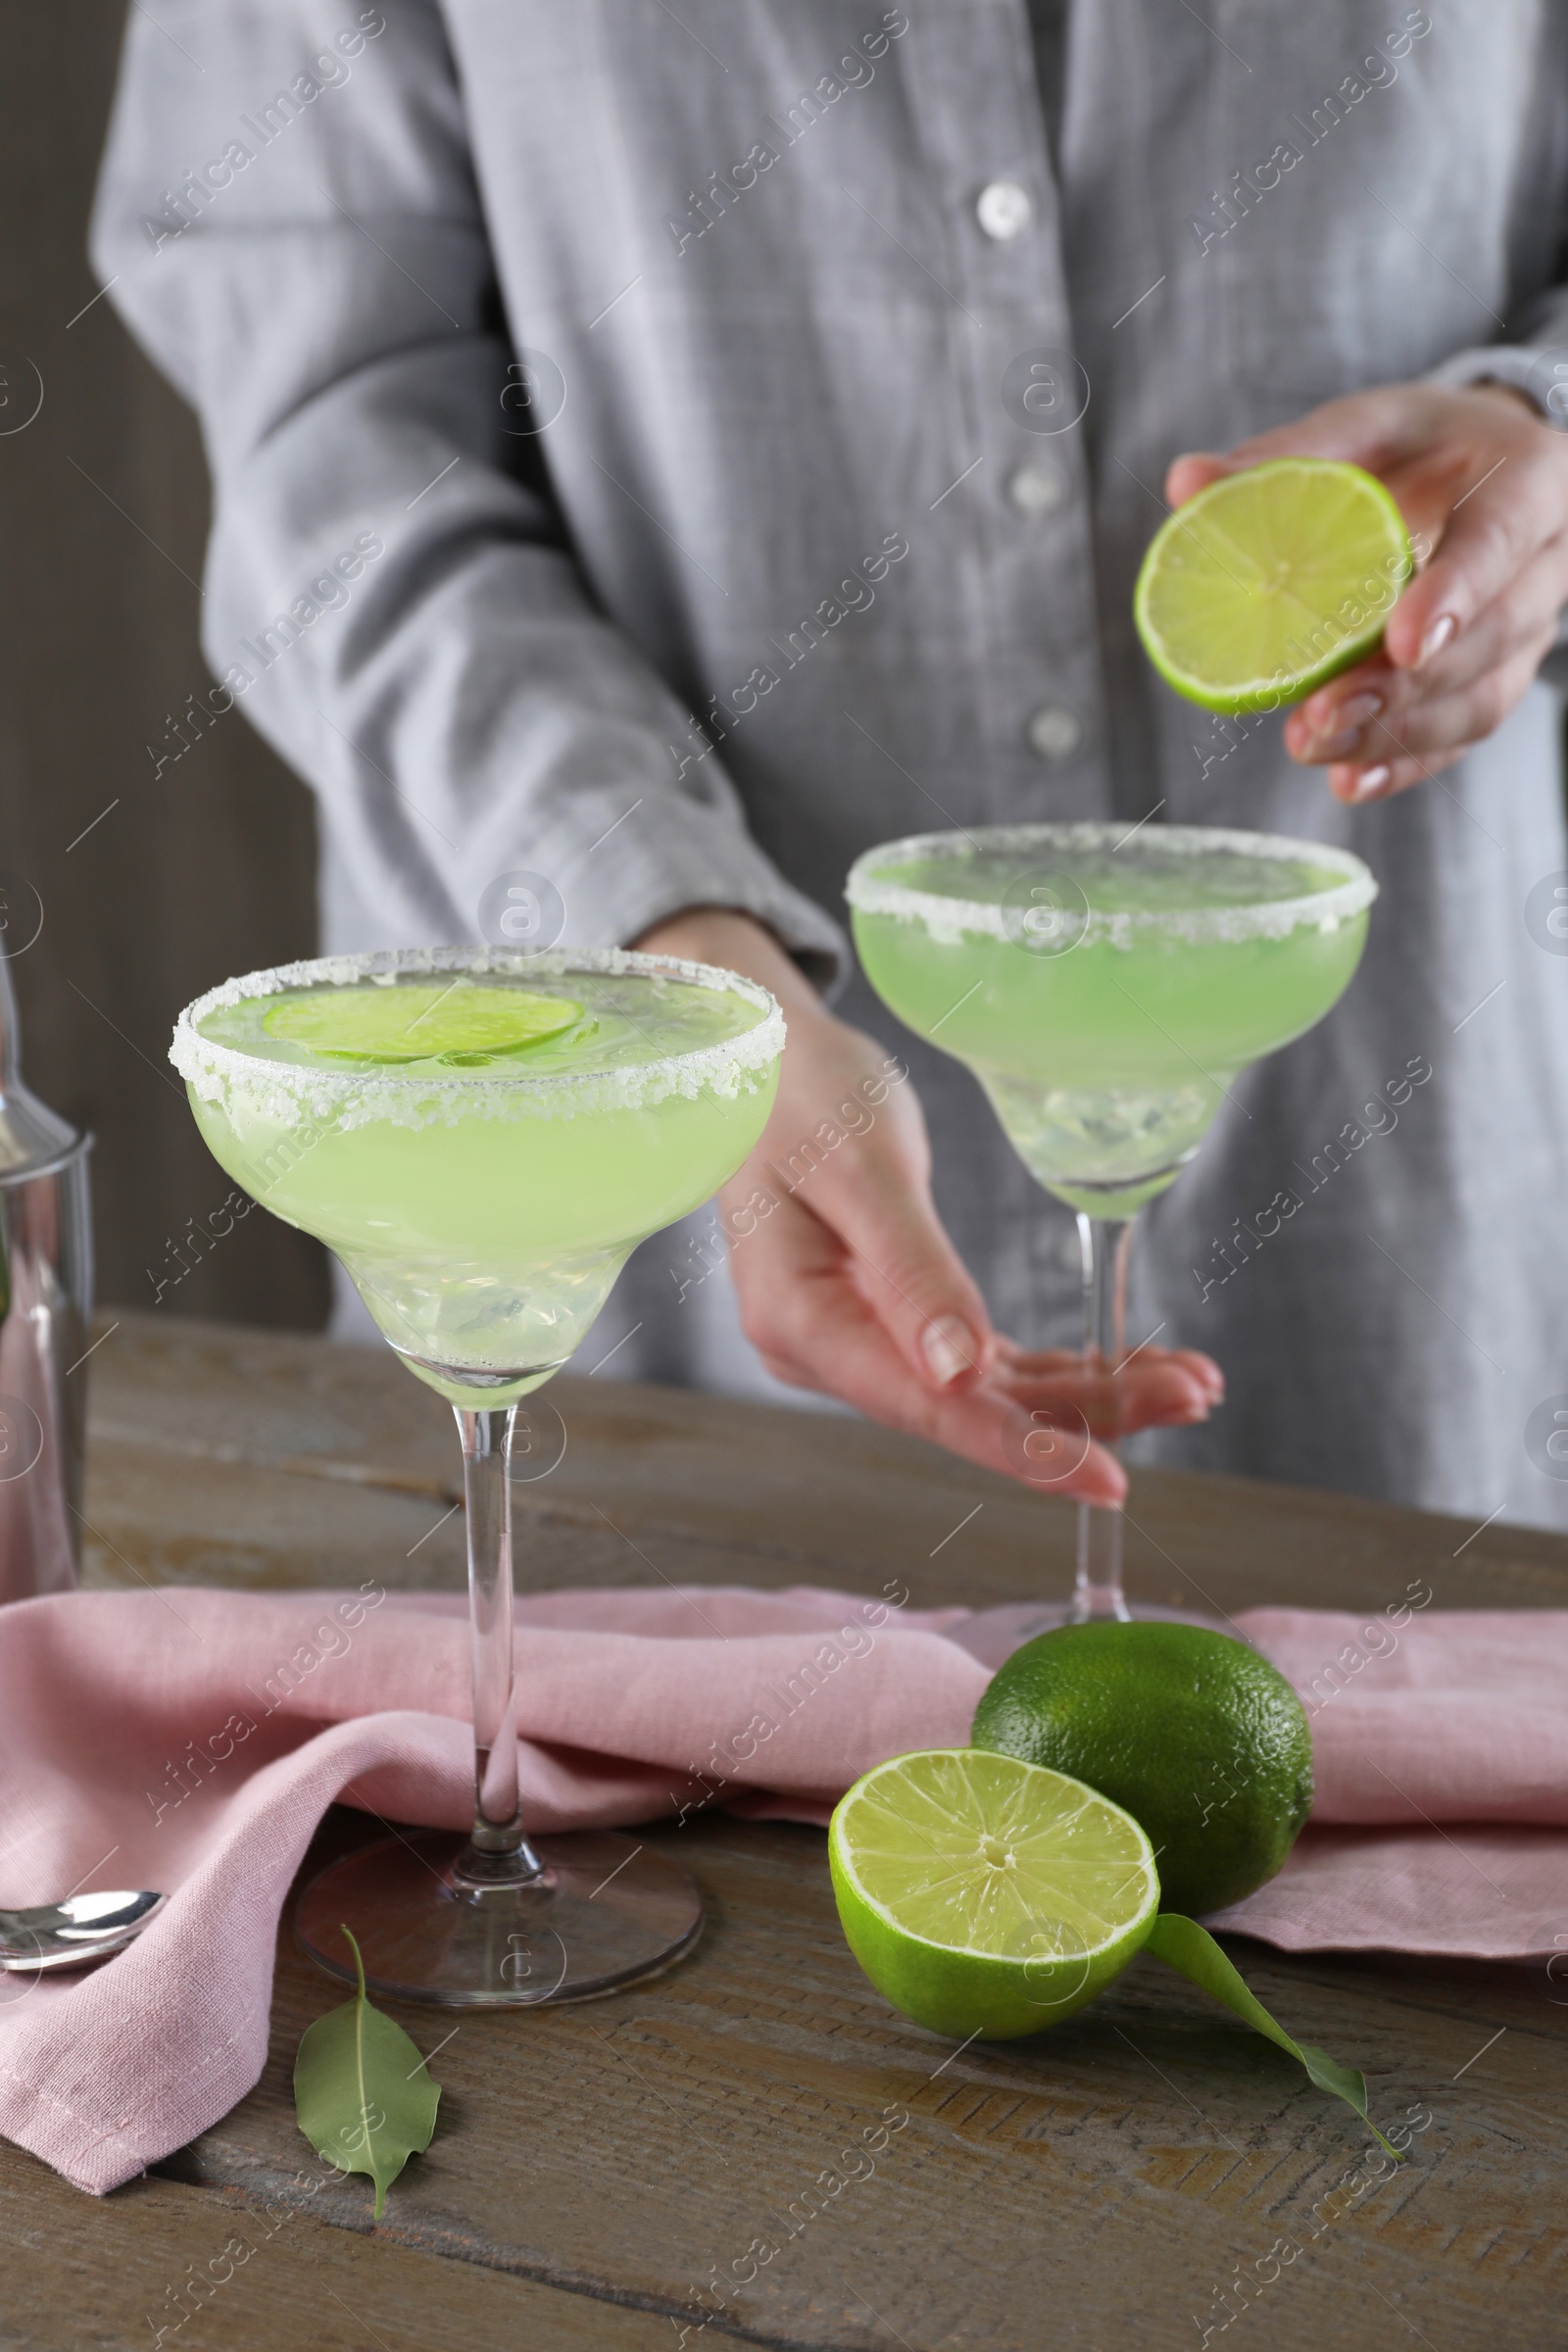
left=847, top=824, right=1376, bottom=1625
left=172, top=947, right=783, bottom=2005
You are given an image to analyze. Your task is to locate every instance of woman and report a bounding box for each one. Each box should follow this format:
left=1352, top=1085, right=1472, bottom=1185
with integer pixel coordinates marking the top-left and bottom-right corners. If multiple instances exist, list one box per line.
left=92, top=2, right=1568, bottom=1524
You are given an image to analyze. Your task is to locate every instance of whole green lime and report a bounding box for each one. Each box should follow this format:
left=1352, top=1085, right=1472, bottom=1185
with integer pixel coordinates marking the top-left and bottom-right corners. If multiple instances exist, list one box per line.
left=971, top=1622, right=1312, bottom=1917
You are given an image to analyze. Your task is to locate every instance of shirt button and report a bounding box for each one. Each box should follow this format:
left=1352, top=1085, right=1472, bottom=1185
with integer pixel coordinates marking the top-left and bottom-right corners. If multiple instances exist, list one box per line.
left=976, top=179, right=1033, bottom=241
left=1026, top=704, right=1082, bottom=761
left=1007, top=462, right=1065, bottom=516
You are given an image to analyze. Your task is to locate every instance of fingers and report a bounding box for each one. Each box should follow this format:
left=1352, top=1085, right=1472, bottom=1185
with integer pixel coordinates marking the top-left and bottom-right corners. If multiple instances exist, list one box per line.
left=1164, top=451, right=1230, bottom=508
left=1290, top=535, right=1566, bottom=761
left=731, top=1193, right=1127, bottom=1501
left=1370, top=643, right=1548, bottom=765
left=730, top=1175, right=991, bottom=1410
left=991, top=1338, right=1223, bottom=1390
left=995, top=1349, right=1224, bottom=1440
left=928, top=1379, right=1128, bottom=1504
left=736, top=1004, right=999, bottom=1396
left=925, top=1339, right=1225, bottom=1497
left=1164, top=386, right=1424, bottom=509
left=1280, top=505, right=1568, bottom=799
left=1289, top=620, right=1558, bottom=805
left=813, top=1133, right=998, bottom=1393
left=1165, top=1346, right=1227, bottom=1399
left=1320, top=644, right=1550, bottom=801
left=1381, top=446, right=1568, bottom=670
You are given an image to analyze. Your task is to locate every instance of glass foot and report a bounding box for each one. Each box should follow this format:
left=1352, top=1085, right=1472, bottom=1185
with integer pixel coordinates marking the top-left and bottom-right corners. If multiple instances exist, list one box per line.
left=943, top=1599, right=1238, bottom=1671
left=1033, top=1599, right=1233, bottom=1636
left=295, top=1830, right=703, bottom=2008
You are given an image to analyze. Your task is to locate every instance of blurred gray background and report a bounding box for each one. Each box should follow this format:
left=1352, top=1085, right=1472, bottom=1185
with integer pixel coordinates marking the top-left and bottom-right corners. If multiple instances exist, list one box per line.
left=1, top=2, right=328, bottom=1328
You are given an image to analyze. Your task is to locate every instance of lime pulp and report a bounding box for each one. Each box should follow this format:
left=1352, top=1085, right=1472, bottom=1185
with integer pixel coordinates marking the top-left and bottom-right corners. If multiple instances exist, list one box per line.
left=262, top=982, right=584, bottom=1063
left=1133, top=457, right=1413, bottom=714
left=828, top=1748, right=1159, bottom=2040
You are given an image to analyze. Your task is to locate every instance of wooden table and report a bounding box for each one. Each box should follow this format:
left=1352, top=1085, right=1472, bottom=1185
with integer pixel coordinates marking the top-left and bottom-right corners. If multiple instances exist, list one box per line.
left=4, top=1313, right=1563, bottom=2351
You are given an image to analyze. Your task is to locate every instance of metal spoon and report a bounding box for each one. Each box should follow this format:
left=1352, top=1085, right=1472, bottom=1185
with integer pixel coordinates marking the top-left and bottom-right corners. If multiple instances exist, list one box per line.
left=0, top=1890, right=167, bottom=1972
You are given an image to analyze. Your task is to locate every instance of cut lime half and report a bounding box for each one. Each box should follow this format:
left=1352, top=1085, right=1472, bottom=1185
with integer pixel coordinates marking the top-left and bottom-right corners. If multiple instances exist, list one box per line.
left=1134, top=457, right=1413, bottom=714
left=263, top=982, right=584, bottom=1063
left=828, top=1748, right=1159, bottom=2040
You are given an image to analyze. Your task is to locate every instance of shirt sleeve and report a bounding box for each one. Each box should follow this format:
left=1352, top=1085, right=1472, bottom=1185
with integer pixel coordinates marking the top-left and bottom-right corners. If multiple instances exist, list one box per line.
left=1426, top=341, right=1568, bottom=424
left=1423, top=298, right=1568, bottom=688
left=1424, top=275, right=1568, bottom=427
left=87, top=1, right=847, bottom=979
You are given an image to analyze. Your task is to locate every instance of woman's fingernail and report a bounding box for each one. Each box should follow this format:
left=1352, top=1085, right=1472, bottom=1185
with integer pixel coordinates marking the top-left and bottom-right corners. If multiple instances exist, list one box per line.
left=1349, top=763, right=1391, bottom=801
left=1417, top=613, right=1457, bottom=665
left=922, top=1313, right=976, bottom=1386
left=1304, top=691, right=1385, bottom=759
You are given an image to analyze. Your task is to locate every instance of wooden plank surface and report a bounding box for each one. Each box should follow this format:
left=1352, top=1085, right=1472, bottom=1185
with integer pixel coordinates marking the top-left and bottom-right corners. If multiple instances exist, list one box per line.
left=0, top=2154, right=676, bottom=2350
left=1, top=1311, right=1561, bottom=2351
left=82, top=1310, right=1568, bottom=1615
left=159, top=1811, right=1561, bottom=2352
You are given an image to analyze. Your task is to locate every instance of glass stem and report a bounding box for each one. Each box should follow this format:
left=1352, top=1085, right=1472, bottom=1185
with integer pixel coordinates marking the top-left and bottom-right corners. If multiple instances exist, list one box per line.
left=1072, top=1213, right=1134, bottom=1624
left=454, top=1404, right=544, bottom=1888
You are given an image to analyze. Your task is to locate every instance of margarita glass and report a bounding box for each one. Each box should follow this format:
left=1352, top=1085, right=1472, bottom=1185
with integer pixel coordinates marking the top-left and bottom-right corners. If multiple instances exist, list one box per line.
left=172, top=947, right=782, bottom=2004
left=846, top=824, right=1376, bottom=1622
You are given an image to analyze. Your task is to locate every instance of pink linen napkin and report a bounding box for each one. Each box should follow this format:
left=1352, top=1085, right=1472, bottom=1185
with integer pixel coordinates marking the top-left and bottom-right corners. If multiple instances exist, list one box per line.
left=0, top=1584, right=1561, bottom=2195
left=1204, top=1606, right=1568, bottom=1956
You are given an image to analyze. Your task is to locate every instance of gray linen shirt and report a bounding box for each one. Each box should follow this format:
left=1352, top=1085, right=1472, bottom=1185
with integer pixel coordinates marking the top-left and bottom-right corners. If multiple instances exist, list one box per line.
left=93, top=2, right=1568, bottom=1528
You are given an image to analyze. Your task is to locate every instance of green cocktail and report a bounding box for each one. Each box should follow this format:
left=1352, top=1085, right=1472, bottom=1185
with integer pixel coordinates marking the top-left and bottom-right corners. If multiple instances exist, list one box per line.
left=183, top=955, right=778, bottom=1407
left=849, top=825, right=1373, bottom=1218
left=172, top=947, right=782, bottom=2005
left=846, top=825, right=1376, bottom=1618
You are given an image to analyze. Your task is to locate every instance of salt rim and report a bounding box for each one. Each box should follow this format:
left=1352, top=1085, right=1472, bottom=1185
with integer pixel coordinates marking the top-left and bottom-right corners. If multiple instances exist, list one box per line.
left=844, top=823, right=1378, bottom=950
left=171, top=946, right=785, bottom=1132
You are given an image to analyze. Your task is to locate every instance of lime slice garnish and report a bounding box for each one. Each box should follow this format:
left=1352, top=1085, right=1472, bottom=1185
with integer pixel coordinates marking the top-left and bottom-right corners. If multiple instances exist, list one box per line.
left=263, top=983, right=583, bottom=1063
left=1133, top=457, right=1413, bottom=714
left=828, top=1748, right=1158, bottom=2040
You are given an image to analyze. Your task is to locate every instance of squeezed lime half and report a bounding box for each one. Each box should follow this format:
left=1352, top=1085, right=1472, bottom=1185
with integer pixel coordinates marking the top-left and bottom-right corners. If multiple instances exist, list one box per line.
left=828, top=1748, right=1159, bottom=2040
left=1134, top=457, right=1413, bottom=713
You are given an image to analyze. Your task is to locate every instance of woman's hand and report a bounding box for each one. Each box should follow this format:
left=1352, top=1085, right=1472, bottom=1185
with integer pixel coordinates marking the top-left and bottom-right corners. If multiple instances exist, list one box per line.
left=1168, top=380, right=1568, bottom=804
left=634, top=908, right=1222, bottom=1500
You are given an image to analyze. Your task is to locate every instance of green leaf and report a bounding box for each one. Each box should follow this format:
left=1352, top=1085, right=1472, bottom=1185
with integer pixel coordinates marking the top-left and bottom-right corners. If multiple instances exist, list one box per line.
left=293, top=1926, right=442, bottom=2217
left=1144, top=1913, right=1403, bottom=2162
